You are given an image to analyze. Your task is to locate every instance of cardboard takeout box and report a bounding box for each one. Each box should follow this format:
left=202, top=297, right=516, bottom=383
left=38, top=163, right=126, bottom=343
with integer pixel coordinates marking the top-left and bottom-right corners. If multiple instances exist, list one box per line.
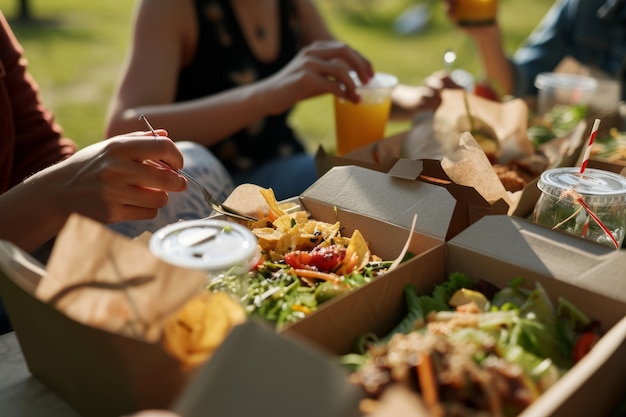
left=315, top=111, right=590, bottom=220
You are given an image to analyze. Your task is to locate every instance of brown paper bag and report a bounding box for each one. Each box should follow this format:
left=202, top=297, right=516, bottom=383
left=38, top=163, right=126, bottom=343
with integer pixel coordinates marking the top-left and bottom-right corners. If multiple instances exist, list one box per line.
left=433, top=89, right=535, bottom=164
left=36, top=214, right=206, bottom=342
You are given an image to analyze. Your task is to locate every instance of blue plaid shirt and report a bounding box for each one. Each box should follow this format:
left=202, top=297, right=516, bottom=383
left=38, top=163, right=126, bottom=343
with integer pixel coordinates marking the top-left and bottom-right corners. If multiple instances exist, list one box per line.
left=512, top=0, right=626, bottom=100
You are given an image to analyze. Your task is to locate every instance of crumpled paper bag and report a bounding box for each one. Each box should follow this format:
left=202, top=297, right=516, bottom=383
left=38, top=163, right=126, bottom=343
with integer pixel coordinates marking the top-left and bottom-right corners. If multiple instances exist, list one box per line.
left=434, top=89, right=536, bottom=163
left=35, top=213, right=206, bottom=342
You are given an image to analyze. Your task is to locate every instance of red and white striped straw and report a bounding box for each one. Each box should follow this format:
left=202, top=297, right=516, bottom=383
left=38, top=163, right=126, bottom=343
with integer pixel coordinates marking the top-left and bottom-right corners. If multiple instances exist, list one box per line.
left=579, top=118, right=601, bottom=174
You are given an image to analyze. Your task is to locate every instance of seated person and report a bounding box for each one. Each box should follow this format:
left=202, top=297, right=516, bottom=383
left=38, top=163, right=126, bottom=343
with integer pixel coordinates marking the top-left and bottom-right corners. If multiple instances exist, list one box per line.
left=105, top=0, right=443, bottom=200
left=444, top=0, right=625, bottom=100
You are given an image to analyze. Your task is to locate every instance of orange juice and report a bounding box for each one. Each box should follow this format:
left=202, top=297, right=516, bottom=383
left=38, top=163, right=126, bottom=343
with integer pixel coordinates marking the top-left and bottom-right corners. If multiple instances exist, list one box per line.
left=334, top=95, right=392, bottom=156
left=333, top=72, right=397, bottom=156
left=453, top=0, right=497, bottom=26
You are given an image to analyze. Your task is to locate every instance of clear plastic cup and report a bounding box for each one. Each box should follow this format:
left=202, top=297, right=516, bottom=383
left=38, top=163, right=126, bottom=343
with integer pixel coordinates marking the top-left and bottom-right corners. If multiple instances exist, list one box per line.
left=534, top=73, right=598, bottom=115
left=334, top=72, right=398, bottom=156
left=533, top=167, right=626, bottom=248
left=149, top=219, right=260, bottom=293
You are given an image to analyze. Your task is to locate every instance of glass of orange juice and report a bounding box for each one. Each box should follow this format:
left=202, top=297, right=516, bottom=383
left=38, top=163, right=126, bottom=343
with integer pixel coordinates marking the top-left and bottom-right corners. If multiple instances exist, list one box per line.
left=451, top=0, right=498, bottom=26
left=333, top=72, right=398, bottom=156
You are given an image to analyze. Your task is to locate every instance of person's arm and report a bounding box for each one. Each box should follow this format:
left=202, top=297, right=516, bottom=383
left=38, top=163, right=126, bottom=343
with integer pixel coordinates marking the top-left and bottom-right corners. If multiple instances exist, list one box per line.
left=294, top=0, right=336, bottom=44
left=444, top=0, right=574, bottom=98
left=0, top=10, right=77, bottom=192
left=105, top=0, right=373, bottom=145
left=294, top=0, right=445, bottom=120
left=443, top=0, right=515, bottom=95
left=0, top=132, right=187, bottom=252
left=507, top=0, right=574, bottom=97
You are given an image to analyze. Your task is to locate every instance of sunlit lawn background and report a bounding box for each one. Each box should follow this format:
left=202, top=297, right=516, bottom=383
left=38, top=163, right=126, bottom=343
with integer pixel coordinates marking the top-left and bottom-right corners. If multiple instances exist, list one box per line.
left=0, top=0, right=552, bottom=153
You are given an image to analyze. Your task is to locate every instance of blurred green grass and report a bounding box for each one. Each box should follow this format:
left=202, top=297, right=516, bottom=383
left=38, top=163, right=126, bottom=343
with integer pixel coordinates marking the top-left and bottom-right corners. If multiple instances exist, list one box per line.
left=0, top=0, right=552, bottom=152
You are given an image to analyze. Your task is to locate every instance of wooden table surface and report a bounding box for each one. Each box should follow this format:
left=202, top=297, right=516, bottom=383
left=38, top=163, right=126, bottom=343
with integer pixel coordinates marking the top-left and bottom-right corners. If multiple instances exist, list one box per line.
left=0, top=331, right=80, bottom=417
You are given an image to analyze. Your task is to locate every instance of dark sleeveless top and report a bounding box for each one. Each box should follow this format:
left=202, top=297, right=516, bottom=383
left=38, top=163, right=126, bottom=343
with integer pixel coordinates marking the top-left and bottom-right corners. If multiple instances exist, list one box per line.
left=176, top=0, right=305, bottom=175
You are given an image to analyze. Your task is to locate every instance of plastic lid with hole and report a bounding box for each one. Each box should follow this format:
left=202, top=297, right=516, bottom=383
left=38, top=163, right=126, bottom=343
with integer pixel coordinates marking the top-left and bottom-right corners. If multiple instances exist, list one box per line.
left=537, top=167, right=626, bottom=205
left=348, top=71, right=398, bottom=90
left=534, top=73, right=598, bottom=92
left=149, top=219, right=260, bottom=275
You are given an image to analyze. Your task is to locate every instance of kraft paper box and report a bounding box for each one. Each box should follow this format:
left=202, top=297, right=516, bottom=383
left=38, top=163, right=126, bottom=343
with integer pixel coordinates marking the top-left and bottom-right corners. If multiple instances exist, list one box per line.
left=284, top=215, right=626, bottom=416
left=220, top=159, right=508, bottom=328
left=3, top=210, right=626, bottom=415
left=0, top=214, right=209, bottom=417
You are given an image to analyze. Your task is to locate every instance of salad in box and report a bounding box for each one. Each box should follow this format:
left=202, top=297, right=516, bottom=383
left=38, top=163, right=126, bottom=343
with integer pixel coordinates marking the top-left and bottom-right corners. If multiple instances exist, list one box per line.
left=344, top=272, right=600, bottom=416
left=198, top=161, right=504, bottom=330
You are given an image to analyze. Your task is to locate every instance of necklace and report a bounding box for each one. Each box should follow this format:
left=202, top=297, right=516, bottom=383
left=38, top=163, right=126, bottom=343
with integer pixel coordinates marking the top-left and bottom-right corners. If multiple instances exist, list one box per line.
left=255, top=25, right=265, bottom=40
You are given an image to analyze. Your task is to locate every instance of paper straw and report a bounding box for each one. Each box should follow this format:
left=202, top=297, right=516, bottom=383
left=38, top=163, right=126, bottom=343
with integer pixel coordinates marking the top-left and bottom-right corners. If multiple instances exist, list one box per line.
left=579, top=118, right=601, bottom=174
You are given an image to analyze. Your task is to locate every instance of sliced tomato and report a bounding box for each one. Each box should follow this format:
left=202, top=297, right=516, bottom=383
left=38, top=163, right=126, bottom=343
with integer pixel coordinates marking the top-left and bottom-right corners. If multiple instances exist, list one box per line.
left=284, top=245, right=346, bottom=272
left=573, top=331, right=598, bottom=363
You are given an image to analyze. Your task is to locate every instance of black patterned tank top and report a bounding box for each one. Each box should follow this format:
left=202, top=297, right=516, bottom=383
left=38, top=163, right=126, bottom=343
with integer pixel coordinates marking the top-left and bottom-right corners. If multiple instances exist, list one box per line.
left=175, top=0, right=305, bottom=174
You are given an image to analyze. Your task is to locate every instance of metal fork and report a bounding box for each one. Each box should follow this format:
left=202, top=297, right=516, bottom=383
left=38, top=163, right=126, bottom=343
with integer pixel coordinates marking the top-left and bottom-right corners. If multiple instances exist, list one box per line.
left=139, top=115, right=258, bottom=222
left=176, top=168, right=258, bottom=222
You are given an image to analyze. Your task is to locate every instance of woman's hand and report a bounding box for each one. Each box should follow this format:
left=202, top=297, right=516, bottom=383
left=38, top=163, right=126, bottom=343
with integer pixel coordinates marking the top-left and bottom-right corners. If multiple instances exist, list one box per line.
left=260, top=40, right=375, bottom=115
left=0, top=130, right=190, bottom=252
left=42, top=130, right=188, bottom=225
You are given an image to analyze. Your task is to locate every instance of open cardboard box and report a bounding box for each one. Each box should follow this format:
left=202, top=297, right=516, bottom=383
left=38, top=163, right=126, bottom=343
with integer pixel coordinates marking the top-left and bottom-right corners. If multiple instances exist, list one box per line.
left=0, top=213, right=435, bottom=417
left=282, top=215, right=626, bottom=416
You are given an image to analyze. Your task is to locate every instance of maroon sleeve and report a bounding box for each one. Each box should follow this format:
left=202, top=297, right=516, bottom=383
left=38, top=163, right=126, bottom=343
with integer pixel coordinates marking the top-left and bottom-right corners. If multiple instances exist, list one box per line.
left=0, top=11, right=77, bottom=193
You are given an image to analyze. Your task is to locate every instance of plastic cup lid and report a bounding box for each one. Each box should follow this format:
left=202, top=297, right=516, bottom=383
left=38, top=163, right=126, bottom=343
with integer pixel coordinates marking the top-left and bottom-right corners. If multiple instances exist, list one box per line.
left=538, top=167, right=626, bottom=205
left=149, top=219, right=259, bottom=273
left=348, top=71, right=398, bottom=89
left=534, top=73, right=597, bottom=91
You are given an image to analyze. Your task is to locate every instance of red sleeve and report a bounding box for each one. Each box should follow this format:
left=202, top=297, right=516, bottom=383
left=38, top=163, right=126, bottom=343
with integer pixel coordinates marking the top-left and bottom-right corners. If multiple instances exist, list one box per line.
left=0, top=11, right=77, bottom=193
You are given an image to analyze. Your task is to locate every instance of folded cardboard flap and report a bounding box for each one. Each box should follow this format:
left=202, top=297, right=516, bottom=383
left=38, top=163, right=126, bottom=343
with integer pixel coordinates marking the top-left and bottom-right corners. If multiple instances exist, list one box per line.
left=314, top=145, right=398, bottom=178
left=588, top=158, right=626, bottom=174
left=448, top=215, right=619, bottom=287
left=173, top=321, right=364, bottom=417
left=0, top=241, right=193, bottom=417
left=303, top=160, right=508, bottom=241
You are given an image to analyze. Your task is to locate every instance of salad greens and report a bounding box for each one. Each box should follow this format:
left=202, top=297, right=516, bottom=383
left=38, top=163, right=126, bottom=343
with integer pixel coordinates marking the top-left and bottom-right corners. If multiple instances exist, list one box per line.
left=528, top=103, right=588, bottom=148
left=208, top=259, right=395, bottom=330
left=344, top=273, right=598, bottom=416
